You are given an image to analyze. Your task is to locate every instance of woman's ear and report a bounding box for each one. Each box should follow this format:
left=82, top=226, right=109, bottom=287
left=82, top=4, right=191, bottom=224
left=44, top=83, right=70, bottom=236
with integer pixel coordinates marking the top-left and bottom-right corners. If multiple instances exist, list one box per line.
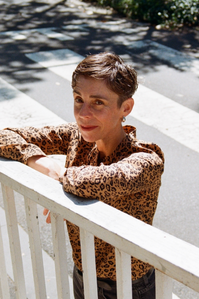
left=122, top=98, right=134, bottom=117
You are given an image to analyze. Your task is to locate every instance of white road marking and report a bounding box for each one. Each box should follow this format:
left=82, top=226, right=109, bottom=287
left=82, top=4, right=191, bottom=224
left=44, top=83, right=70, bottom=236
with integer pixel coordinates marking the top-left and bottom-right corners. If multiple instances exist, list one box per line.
left=128, top=40, right=199, bottom=75
left=26, top=49, right=199, bottom=153
left=26, top=49, right=83, bottom=81
left=0, top=28, right=74, bottom=41
left=89, top=19, right=128, bottom=32
left=36, top=28, right=74, bottom=41
left=62, top=24, right=89, bottom=31
left=132, top=85, right=199, bottom=153
left=0, top=77, right=65, bottom=129
left=26, top=48, right=83, bottom=68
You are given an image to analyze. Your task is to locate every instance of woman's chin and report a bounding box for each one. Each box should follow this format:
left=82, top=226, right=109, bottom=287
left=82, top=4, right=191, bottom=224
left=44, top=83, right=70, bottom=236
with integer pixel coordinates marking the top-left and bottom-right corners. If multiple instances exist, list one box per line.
left=82, top=135, right=96, bottom=143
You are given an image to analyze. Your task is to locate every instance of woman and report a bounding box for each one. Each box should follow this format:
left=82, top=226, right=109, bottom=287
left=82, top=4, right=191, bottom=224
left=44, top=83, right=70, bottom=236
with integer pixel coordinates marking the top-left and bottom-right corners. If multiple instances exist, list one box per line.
left=0, top=52, right=164, bottom=299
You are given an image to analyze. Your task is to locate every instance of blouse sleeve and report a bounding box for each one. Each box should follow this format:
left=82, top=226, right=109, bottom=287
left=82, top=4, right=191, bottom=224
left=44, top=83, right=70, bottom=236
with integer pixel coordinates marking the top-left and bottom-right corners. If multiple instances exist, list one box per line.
left=0, top=123, right=77, bottom=164
left=61, top=151, right=164, bottom=200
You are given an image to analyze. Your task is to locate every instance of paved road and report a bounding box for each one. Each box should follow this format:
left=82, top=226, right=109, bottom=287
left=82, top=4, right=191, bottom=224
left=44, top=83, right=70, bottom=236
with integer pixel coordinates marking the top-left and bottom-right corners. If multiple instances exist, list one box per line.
left=0, top=0, right=199, bottom=298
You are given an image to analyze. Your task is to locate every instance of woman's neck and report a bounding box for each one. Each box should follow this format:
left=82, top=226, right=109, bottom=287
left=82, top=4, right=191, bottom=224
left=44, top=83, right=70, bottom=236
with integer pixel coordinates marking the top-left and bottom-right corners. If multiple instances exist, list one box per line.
left=96, top=127, right=126, bottom=161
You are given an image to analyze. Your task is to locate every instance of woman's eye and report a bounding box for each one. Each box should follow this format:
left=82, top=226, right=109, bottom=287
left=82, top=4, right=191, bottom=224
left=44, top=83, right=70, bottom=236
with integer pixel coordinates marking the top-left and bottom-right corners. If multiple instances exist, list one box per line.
left=95, top=100, right=103, bottom=105
left=75, top=97, right=83, bottom=103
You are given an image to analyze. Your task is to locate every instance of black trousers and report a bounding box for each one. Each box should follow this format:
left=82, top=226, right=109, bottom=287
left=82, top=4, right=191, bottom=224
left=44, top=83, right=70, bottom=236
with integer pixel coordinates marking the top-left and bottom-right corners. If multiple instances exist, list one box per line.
left=73, top=265, right=155, bottom=299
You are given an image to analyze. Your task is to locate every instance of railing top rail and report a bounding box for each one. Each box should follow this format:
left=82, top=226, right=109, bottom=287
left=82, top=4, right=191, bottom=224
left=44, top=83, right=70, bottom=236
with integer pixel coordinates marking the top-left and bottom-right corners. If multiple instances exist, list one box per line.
left=0, top=157, right=199, bottom=293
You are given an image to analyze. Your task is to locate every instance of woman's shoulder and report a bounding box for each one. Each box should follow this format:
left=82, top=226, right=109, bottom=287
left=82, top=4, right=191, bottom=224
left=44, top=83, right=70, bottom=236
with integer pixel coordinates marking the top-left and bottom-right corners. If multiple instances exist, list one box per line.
left=123, top=125, right=164, bottom=163
left=53, top=122, right=80, bottom=137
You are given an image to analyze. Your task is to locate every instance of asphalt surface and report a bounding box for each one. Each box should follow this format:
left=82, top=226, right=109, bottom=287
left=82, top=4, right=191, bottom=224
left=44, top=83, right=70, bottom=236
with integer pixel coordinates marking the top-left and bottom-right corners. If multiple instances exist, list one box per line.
left=0, top=0, right=199, bottom=298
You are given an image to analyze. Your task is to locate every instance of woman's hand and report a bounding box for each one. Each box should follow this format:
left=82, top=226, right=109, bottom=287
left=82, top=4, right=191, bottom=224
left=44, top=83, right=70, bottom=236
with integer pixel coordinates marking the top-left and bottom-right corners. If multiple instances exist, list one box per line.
left=43, top=208, right=51, bottom=223
left=27, top=155, right=66, bottom=223
left=27, top=155, right=66, bottom=181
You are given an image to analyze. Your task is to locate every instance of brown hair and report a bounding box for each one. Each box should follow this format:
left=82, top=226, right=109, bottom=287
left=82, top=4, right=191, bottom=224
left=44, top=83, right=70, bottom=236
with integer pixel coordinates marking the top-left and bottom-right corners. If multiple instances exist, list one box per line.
left=72, top=52, right=138, bottom=107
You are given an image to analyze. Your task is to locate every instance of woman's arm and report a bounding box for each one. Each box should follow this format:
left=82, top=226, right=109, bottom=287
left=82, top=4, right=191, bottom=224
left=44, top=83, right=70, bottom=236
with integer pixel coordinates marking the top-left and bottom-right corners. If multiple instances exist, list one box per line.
left=0, top=123, right=77, bottom=163
left=0, top=124, right=72, bottom=224
left=60, top=152, right=164, bottom=201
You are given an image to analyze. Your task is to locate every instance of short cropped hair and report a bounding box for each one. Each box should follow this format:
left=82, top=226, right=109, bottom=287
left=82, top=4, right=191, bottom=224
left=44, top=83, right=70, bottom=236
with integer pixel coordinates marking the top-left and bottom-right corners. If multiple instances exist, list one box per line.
left=72, top=52, right=138, bottom=107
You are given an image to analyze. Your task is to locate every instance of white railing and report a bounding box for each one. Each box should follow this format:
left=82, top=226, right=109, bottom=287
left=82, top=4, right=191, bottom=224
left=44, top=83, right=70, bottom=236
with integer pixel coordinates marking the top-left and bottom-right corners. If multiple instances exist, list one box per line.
left=0, top=157, right=199, bottom=299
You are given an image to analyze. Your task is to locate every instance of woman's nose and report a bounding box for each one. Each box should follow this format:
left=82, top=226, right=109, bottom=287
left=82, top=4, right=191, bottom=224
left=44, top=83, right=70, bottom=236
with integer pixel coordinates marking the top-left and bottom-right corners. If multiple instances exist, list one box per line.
left=79, top=103, right=92, bottom=118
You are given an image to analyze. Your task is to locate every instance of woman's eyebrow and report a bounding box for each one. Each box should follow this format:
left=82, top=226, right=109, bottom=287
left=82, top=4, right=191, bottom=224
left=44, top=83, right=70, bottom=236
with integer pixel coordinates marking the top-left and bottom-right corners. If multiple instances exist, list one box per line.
left=73, top=90, right=108, bottom=101
left=73, top=89, right=81, bottom=95
left=90, top=94, right=108, bottom=101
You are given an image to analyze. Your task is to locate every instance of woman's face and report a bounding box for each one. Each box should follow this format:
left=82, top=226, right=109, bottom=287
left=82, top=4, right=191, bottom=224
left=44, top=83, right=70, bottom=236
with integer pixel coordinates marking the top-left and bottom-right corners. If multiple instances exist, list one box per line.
left=73, top=76, right=125, bottom=145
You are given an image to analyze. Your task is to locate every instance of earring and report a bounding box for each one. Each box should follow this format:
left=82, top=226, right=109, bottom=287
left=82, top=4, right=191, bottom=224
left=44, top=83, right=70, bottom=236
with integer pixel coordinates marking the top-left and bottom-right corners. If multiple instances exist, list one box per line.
left=122, top=116, right=126, bottom=123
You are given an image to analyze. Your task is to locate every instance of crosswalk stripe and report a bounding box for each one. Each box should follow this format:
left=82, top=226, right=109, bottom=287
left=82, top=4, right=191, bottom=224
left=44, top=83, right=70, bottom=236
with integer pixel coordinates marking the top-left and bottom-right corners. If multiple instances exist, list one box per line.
left=26, top=49, right=83, bottom=81
left=1, top=25, right=198, bottom=74
left=26, top=48, right=83, bottom=68
left=133, top=85, right=199, bottom=153
left=0, top=77, right=64, bottom=129
left=0, top=28, right=74, bottom=41
left=128, top=40, right=199, bottom=76
left=26, top=49, right=199, bottom=153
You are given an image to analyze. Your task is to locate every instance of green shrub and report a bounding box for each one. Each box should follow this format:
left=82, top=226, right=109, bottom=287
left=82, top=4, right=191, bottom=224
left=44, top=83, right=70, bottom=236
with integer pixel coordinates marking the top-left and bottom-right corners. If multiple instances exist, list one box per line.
left=167, top=0, right=199, bottom=27
left=85, top=0, right=199, bottom=27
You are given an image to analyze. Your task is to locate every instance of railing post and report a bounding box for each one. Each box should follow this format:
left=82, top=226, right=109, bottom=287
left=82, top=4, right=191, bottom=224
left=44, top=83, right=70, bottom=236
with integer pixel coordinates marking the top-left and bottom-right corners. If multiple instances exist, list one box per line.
left=0, top=223, right=10, bottom=299
left=80, top=228, right=98, bottom=299
left=115, top=248, right=132, bottom=299
left=24, top=197, right=47, bottom=299
left=51, top=212, right=71, bottom=299
left=1, top=184, right=27, bottom=299
left=156, top=269, right=173, bottom=299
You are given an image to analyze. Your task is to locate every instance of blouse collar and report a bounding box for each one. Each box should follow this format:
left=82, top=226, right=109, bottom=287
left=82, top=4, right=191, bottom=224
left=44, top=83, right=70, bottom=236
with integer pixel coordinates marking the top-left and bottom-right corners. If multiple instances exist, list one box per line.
left=87, top=125, right=137, bottom=166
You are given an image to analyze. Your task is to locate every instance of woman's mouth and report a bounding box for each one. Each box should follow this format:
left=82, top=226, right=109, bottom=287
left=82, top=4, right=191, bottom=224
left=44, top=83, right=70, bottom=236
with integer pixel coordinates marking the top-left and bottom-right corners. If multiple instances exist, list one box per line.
left=80, top=125, right=98, bottom=131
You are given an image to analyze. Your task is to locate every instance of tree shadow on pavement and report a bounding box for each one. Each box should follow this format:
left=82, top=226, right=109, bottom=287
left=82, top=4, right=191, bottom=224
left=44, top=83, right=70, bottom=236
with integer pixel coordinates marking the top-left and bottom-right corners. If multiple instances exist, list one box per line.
left=0, top=0, right=199, bottom=88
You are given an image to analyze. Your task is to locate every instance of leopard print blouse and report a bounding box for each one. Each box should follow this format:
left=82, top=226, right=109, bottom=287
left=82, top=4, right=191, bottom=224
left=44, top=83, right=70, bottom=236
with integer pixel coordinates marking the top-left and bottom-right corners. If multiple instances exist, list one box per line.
left=0, top=122, right=164, bottom=281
